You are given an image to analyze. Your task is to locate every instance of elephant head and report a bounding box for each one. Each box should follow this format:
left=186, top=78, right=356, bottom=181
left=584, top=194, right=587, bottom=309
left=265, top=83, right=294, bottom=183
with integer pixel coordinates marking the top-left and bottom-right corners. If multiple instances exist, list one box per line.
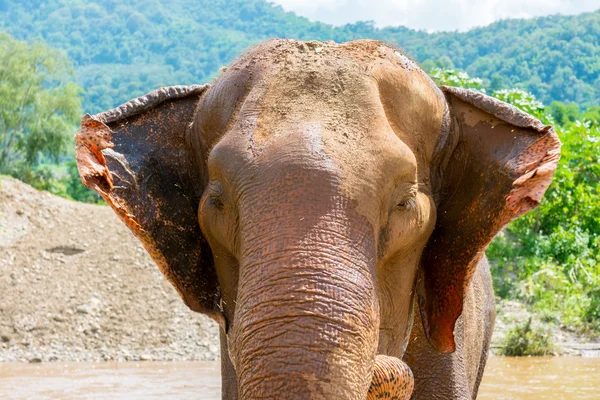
left=75, top=40, right=560, bottom=399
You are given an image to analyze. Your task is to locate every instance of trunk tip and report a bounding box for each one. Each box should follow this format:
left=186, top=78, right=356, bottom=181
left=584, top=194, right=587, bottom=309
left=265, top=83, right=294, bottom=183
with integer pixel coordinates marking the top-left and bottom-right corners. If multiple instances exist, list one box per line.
left=367, top=355, right=414, bottom=400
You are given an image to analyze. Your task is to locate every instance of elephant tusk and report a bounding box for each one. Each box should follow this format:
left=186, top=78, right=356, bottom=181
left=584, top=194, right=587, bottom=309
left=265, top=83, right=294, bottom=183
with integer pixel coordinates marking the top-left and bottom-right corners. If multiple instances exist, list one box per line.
left=367, top=355, right=414, bottom=400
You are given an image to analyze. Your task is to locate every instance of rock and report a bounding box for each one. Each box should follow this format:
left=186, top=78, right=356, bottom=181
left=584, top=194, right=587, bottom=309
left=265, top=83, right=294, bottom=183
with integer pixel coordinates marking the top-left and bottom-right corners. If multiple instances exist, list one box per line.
left=52, top=314, right=65, bottom=322
left=76, top=305, right=91, bottom=314
left=1, top=334, right=10, bottom=342
left=89, top=322, right=101, bottom=333
left=28, top=357, right=42, bottom=363
left=140, top=354, right=153, bottom=361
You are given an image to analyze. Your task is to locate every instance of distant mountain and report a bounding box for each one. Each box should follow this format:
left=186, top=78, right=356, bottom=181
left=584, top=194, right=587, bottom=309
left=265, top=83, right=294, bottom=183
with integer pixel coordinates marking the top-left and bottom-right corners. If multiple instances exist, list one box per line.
left=1, top=0, right=598, bottom=112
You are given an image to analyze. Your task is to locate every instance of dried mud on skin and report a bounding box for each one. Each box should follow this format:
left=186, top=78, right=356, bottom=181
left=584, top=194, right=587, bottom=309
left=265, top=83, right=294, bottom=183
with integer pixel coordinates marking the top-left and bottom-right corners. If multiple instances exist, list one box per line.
left=0, top=177, right=218, bottom=363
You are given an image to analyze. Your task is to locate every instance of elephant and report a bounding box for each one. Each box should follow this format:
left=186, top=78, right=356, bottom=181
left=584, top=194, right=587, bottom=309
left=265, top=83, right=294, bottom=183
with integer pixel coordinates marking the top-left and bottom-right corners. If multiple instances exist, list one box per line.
left=75, top=39, right=560, bottom=399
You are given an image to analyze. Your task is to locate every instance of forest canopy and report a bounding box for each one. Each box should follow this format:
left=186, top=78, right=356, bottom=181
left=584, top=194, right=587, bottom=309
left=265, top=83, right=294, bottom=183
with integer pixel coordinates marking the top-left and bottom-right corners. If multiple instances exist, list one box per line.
left=0, top=0, right=598, bottom=113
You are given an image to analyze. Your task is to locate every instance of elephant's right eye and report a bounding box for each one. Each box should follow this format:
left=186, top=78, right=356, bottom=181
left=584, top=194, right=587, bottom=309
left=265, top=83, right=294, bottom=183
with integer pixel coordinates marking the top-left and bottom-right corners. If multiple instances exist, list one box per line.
left=206, top=181, right=226, bottom=210
left=396, top=196, right=416, bottom=210
left=209, top=196, right=224, bottom=210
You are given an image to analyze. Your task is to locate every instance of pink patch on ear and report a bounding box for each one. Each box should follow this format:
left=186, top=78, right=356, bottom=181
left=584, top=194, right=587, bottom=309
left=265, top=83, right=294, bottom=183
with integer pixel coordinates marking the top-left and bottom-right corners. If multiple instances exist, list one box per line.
left=74, top=115, right=146, bottom=237
left=75, top=115, right=115, bottom=190
left=505, top=133, right=560, bottom=218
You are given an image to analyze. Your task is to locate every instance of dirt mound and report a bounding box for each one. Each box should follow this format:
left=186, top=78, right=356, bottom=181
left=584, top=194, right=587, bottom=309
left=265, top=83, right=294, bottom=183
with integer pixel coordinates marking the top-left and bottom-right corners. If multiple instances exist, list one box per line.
left=0, top=177, right=219, bottom=362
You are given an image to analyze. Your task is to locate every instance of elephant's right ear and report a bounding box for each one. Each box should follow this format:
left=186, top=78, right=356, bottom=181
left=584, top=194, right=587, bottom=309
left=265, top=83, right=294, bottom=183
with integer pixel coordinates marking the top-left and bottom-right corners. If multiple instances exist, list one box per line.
left=75, top=85, right=223, bottom=325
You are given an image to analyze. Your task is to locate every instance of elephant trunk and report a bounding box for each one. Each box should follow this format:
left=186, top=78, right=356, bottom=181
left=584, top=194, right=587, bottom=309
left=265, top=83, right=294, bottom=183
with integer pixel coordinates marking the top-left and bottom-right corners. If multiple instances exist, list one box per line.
left=231, top=226, right=380, bottom=399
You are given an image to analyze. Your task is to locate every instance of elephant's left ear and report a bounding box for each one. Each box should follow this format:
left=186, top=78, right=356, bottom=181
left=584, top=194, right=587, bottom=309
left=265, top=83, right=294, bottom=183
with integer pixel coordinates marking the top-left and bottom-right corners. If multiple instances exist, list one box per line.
left=75, top=85, right=223, bottom=325
left=418, top=86, right=561, bottom=354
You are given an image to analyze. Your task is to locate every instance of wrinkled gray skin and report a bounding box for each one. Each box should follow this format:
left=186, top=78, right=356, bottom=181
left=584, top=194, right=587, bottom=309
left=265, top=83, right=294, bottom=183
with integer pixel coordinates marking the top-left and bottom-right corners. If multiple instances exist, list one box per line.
left=76, top=39, right=559, bottom=400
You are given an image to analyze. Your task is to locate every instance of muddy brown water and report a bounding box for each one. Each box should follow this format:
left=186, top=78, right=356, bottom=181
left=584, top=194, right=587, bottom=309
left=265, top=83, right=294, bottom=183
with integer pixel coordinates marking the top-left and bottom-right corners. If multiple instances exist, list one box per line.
left=0, top=357, right=598, bottom=399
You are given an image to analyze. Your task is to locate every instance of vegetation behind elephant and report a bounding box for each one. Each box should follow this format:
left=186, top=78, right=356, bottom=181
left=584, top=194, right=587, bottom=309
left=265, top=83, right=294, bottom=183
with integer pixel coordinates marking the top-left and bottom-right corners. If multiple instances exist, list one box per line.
left=75, top=39, right=560, bottom=399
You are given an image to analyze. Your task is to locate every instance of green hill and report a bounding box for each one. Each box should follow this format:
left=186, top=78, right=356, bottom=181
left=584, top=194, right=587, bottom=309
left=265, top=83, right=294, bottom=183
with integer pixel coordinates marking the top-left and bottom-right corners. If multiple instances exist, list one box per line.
left=1, top=0, right=598, bottom=112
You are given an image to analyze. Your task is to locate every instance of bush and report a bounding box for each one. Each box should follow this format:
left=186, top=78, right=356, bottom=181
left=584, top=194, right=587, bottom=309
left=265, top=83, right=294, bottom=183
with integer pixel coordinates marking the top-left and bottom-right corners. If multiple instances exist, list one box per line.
left=585, top=290, right=600, bottom=327
left=500, top=318, right=554, bottom=356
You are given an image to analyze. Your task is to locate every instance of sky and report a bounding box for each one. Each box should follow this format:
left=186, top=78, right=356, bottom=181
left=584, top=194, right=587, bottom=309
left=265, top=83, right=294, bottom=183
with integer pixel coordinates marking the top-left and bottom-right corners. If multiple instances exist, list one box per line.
left=270, top=0, right=600, bottom=32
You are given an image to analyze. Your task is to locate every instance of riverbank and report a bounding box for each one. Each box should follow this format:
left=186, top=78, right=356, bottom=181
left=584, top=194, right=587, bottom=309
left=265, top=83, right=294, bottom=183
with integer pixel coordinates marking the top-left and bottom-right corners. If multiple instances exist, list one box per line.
left=493, top=300, right=600, bottom=357
left=0, top=177, right=597, bottom=362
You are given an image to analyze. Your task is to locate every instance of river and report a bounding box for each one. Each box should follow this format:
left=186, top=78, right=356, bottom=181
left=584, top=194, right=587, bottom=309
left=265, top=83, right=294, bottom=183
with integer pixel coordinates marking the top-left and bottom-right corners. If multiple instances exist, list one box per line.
left=0, top=356, right=598, bottom=399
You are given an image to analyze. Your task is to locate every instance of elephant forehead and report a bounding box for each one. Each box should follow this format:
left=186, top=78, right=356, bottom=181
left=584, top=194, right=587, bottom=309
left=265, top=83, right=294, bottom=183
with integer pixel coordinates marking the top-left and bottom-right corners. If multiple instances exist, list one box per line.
left=198, top=39, right=445, bottom=157
left=204, top=39, right=441, bottom=213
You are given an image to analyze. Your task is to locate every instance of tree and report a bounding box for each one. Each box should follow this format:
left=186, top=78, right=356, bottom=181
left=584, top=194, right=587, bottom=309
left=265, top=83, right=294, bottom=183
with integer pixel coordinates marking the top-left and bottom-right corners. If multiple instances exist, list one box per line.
left=489, top=74, right=504, bottom=92
left=582, top=105, right=600, bottom=126
left=429, top=68, right=483, bottom=90
left=0, top=32, right=81, bottom=172
left=549, top=101, right=580, bottom=127
left=3, top=0, right=599, bottom=112
left=494, top=89, right=548, bottom=122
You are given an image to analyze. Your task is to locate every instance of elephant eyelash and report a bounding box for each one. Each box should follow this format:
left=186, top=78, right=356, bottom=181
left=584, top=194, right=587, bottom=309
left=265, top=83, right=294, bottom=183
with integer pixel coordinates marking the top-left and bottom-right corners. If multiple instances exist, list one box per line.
left=396, top=196, right=416, bottom=210
left=209, top=196, right=225, bottom=210
left=207, top=181, right=226, bottom=210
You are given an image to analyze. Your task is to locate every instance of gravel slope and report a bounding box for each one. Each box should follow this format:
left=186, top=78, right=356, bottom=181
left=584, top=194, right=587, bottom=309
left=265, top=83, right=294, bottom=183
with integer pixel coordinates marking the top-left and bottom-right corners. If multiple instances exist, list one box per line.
left=0, top=177, right=219, bottom=363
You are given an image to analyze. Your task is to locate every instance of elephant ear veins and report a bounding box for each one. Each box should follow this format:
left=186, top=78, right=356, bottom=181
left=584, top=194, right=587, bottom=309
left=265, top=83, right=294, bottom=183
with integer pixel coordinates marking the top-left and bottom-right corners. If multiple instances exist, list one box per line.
left=419, top=86, right=561, bottom=354
left=75, top=85, right=223, bottom=324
